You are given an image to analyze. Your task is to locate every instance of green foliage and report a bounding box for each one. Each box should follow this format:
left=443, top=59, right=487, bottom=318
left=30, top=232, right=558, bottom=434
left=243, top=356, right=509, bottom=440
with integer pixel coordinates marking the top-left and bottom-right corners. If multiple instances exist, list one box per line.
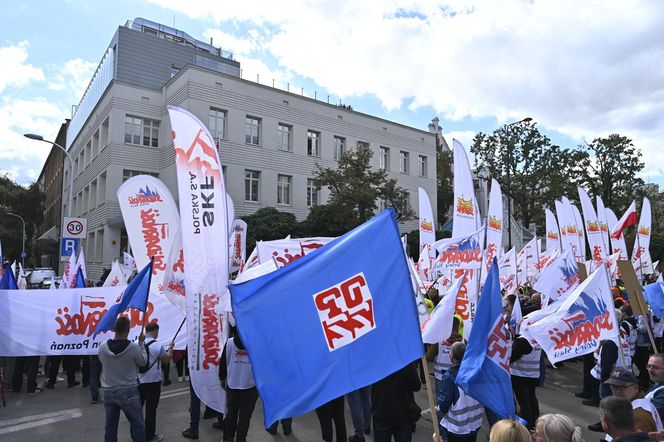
left=436, top=148, right=454, bottom=227
left=576, top=134, right=645, bottom=213
left=304, top=143, right=415, bottom=235
left=241, top=207, right=301, bottom=254
left=0, top=175, right=45, bottom=266
left=405, top=229, right=450, bottom=261
left=650, top=232, right=664, bottom=266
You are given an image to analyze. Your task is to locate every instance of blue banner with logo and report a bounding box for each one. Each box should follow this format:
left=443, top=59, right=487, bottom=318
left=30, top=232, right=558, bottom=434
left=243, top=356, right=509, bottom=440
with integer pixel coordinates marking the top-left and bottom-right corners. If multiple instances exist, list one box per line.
left=229, top=209, right=423, bottom=426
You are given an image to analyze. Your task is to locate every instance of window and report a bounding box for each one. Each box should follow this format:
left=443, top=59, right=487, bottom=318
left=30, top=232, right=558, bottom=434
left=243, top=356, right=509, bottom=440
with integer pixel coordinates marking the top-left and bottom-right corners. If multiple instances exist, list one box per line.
left=209, top=107, right=227, bottom=141
left=98, top=172, right=107, bottom=202
left=418, top=155, right=428, bottom=177
left=82, top=186, right=89, bottom=213
left=277, top=175, right=292, bottom=205
left=122, top=169, right=158, bottom=182
left=74, top=157, right=79, bottom=176
left=307, top=130, right=321, bottom=157
left=379, top=146, right=390, bottom=170
left=278, top=123, right=292, bottom=151
left=101, top=117, right=109, bottom=148
left=357, top=141, right=369, bottom=150
left=307, top=178, right=319, bottom=207
left=96, top=228, right=104, bottom=262
left=90, top=180, right=97, bottom=209
left=245, top=116, right=261, bottom=145
left=124, top=115, right=160, bottom=147
left=399, top=191, right=411, bottom=213
left=400, top=151, right=410, bottom=174
left=244, top=169, right=260, bottom=202
left=86, top=231, right=94, bottom=260
left=333, top=136, right=346, bottom=161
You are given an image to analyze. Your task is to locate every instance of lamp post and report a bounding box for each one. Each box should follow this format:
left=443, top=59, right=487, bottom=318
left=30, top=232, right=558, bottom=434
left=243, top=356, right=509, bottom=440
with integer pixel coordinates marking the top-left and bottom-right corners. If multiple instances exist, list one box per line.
left=504, top=117, right=532, bottom=250
left=24, top=134, right=74, bottom=218
left=7, top=212, right=26, bottom=267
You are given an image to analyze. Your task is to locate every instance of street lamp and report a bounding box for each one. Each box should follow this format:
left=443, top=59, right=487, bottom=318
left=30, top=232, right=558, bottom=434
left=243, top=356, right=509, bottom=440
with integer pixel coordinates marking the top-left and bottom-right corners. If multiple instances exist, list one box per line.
left=7, top=212, right=26, bottom=267
left=24, top=133, right=74, bottom=218
left=504, top=117, right=532, bottom=250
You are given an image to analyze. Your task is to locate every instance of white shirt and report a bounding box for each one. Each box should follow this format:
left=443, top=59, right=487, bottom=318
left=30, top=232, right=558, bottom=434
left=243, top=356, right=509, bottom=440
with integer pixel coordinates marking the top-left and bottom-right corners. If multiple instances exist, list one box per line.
left=138, top=337, right=166, bottom=384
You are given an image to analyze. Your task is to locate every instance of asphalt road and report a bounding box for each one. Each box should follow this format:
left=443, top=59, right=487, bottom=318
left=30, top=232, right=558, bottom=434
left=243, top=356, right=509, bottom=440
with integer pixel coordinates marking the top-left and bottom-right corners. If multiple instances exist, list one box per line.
left=0, top=359, right=603, bottom=442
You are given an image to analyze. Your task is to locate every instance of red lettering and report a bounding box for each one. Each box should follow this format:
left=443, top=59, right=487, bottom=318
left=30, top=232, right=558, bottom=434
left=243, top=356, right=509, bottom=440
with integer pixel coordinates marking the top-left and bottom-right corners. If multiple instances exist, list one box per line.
left=315, top=287, right=343, bottom=319
left=140, top=208, right=167, bottom=274
left=340, top=274, right=366, bottom=310
left=201, top=293, right=221, bottom=369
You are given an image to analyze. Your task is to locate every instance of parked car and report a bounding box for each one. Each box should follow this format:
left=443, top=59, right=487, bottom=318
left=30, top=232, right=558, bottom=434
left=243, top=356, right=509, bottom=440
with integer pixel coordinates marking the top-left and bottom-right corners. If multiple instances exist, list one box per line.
left=28, top=268, right=56, bottom=288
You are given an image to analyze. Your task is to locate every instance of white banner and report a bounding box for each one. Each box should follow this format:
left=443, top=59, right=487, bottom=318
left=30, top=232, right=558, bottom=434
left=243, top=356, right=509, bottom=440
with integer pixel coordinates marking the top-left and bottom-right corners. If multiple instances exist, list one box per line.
left=118, top=175, right=180, bottom=298
left=528, top=265, right=618, bottom=364
left=632, top=197, right=653, bottom=276
left=169, top=105, right=229, bottom=413
left=578, top=187, right=608, bottom=264
left=452, top=139, right=479, bottom=237
left=418, top=187, right=436, bottom=261
left=256, top=237, right=335, bottom=267
left=561, top=197, right=583, bottom=262
left=517, top=236, right=539, bottom=286
left=596, top=196, right=611, bottom=257
left=571, top=202, right=586, bottom=262
left=163, top=232, right=186, bottom=315
left=481, top=179, right=503, bottom=284
left=555, top=200, right=574, bottom=256
left=103, top=260, right=127, bottom=287
left=545, top=208, right=561, bottom=253
left=434, top=227, right=485, bottom=271
left=533, top=247, right=580, bottom=304
left=498, top=247, right=518, bottom=295
left=0, top=287, right=185, bottom=356
left=229, top=219, right=247, bottom=274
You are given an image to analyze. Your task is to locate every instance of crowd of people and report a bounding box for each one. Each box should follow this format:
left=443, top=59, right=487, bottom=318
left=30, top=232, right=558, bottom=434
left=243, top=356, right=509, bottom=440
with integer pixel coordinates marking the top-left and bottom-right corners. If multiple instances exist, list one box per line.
left=4, top=274, right=664, bottom=442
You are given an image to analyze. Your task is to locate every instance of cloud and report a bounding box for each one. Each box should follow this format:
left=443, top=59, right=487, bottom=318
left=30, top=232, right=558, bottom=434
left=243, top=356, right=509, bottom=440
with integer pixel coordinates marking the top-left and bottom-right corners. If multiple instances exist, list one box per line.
left=144, top=0, right=664, bottom=181
left=0, top=41, right=45, bottom=94
left=48, top=58, right=97, bottom=100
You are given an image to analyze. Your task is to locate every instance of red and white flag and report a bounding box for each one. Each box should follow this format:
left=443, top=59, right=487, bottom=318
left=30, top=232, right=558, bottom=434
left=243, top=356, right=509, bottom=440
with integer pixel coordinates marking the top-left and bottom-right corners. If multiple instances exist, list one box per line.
left=498, top=248, right=518, bottom=295
left=61, top=250, right=77, bottom=289
left=103, top=260, right=127, bottom=287
left=611, top=201, right=637, bottom=239
left=433, top=226, right=485, bottom=271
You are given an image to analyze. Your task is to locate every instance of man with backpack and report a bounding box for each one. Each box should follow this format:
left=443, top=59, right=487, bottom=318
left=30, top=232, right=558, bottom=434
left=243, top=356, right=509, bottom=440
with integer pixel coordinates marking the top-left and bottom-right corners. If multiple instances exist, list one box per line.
left=139, top=322, right=174, bottom=442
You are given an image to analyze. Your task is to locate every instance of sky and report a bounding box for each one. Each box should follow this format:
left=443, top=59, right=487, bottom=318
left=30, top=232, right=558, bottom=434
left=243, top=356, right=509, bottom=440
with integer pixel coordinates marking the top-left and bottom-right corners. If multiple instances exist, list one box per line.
left=1, top=0, right=663, bottom=188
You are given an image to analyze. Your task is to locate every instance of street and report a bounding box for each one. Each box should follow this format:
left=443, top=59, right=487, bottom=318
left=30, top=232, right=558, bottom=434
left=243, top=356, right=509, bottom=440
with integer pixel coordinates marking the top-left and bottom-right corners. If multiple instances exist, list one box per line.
left=0, top=359, right=604, bottom=442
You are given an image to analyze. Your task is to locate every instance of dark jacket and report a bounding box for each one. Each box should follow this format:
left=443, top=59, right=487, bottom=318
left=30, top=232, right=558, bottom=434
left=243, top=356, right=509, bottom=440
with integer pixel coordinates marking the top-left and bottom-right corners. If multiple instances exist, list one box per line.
left=436, top=364, right=460, bottom=417
left=612, top=432, right=653, bottom=442
left=371, top=362, right=421, bottom=424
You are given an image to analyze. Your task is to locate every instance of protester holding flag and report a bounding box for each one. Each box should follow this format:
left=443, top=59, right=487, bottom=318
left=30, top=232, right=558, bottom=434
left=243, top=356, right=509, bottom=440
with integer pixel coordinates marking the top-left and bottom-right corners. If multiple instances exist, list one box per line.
left=371, top=361, right=421, bottom=442
left=438, top=342, right=483, bottom=442
left=510, top=335, right=542, bottom=429
left=98, top=316, right=147, bottom=442
left=646, top=354, right=664, bottom=423
left=315, top=397, right=347, bottom=442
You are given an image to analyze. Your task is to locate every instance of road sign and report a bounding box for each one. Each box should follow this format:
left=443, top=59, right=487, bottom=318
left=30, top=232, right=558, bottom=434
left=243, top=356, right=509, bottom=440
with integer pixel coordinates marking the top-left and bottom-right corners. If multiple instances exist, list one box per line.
left=60, top=238, right=80, bottom=262
left=63, top=217, right=87, bottom=239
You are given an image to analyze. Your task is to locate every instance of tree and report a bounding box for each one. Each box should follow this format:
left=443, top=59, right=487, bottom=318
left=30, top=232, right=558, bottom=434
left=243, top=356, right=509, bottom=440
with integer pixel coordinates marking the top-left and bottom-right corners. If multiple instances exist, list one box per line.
left=577, top=134, right=645, bottom=213
left=470, top=120, right=586, bottom=233
left=0, top=175, right=45, bottom=266
left=303, top=143, right=415, bottom=236
left=241, top=207, right=301, bottom=254
left=437, top=147, right=454, bottom=227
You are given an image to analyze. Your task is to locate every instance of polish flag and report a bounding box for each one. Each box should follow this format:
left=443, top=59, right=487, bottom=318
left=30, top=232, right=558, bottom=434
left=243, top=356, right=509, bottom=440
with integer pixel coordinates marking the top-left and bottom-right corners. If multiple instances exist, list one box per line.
left=610, top=201, right=637, bottom=239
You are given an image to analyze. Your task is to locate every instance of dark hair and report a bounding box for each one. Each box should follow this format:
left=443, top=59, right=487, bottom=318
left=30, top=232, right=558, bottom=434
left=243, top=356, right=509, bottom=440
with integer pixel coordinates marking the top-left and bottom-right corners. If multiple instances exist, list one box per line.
left=506, top=294, right=516, bottom=305
left=600, top=396, right=634, bottom=431
left=620, top=304, right=633, bottom=317
left=651, top=353, right=664, bottom=364
left=145, top=322, right=159, bottom=333
left=451, top=341, right=466, bottom=362
left=114, top=316, right=130, bottom=335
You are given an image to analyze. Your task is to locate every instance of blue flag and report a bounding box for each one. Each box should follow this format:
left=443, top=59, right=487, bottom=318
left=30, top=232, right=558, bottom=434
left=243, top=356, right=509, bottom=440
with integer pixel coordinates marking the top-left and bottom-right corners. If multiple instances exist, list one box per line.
left=93, top=258, right=153, bottom=338
left=229, top=209, right=423, bottom=426
left=0, top=265, right=18, bottom=290
left=75, top=266, right=86, bottom=288
left=456, top=258, right=517, bottom=420
left=644, top=282, right=664, bottom=317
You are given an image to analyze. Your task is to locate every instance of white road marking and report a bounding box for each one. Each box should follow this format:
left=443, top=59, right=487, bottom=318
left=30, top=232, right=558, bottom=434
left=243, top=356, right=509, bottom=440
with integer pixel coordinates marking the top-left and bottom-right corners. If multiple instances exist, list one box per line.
left=160, top=387, right=189, bottom=399
left=0, top=408, right=82, bottom=435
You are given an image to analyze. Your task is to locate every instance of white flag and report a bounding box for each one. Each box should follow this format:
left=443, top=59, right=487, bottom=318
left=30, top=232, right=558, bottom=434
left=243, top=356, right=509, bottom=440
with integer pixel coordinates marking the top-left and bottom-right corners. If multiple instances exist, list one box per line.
left=228, top=219, right=247, bottom=274
left=596, top=196, right=611, bottom=257
left=533, top=248, right=580, bottom=303
left=632, top=197, right=652, bottom=277
left=481, top=179, right=503, bottom=284
left=499, top=248, right=518, bottom=295
left=17, top=263, right=27, bottom=290
left=545, top=208, right=561, bottom=253
left=433, top=226, right=485, bottom=271
left=605, top=208, right=629, bottom=261
left=509, top=294, right=523, bottom=335
left=418, top=187, right=436, bottom=262
left=421, top=277, right=463, bottom=344
left=103, top=260, right=128, bottom=287
left=578, top=187, right=607, bottom=264
left=61, top=250, right=77, bottom=289
left=528, top=265, right=618, bottom=364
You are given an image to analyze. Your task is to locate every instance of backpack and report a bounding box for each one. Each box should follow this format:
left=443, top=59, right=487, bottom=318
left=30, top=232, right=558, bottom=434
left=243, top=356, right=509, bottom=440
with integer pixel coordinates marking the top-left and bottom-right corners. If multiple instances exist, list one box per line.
left=139, top=340, right=159, bottom=374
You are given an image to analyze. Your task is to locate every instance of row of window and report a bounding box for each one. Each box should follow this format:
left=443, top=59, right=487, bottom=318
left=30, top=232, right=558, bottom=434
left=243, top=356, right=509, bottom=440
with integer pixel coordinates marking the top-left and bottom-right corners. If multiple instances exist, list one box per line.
left=244, top=170, right=320, bottom=207
left=70, top=172, right=107, bottom=216
left=83, top=228, right=105, bottom=263
left=71, top=117, right=110, bottom=178
left=379, top=146, right=427, bottom=176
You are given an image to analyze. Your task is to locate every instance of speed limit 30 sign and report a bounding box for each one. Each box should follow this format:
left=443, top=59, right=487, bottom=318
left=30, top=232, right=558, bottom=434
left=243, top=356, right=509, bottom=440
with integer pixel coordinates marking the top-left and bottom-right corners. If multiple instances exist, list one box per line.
left=63, top=217, right=88, bottom=239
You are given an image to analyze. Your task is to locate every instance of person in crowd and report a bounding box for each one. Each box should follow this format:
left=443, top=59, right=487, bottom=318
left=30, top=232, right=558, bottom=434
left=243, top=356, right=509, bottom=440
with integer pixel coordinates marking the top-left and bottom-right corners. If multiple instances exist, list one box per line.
left=586, top=310, right=627, bottom=407
left=428, top=315, right=464, bottom=396
left=510, top=334, right=541, bottom=429
left=599, top=396, right=651, bottom=442
left=89, top=355, right=102, bottom=404
left=11, top=355, right=40, bottom=394
left=265, top=416, right=293, bottom=436
left=647, top=354, right=664, bottom=422
left=653, top=317, right=664, bottom=353
left=173, top=349, right=188, bottom=382
left=636, top=314, right=654, bottom=390
left=220, top=331, right=258, bottom=442
left=346, top=386, right=371, bottom=442
left=181, top=381, right=224, bottom=439
left=488, top=419, right=531, bottom=442
left=315, top=396, right=347, bottom=442
left=533, top=414, right=583, bottom=442
left=371, top=360, right=421, bottom=442
left=438, top=342, right=483, bottom=442
left=600, top=368, right=662, bottom=435
left=44, top=355, right=79, bottom=389
left=620, top=305, right=638, bottom=362
left=138, top=322, right=174, bottom=442
left=97, top=316, right=147, bottom=442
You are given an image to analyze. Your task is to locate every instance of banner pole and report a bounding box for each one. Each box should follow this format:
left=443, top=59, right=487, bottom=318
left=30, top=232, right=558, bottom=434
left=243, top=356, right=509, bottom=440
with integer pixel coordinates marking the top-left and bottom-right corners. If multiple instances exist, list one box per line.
left=171, top=317, right=187, bottom=345
left=634, top=234, right=657, bottom=350
left=421, top=354, right=441, bottom=440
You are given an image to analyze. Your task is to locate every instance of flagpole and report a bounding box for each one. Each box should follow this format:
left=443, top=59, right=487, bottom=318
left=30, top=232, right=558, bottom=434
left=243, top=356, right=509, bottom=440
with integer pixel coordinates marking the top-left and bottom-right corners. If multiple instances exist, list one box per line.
left=633, top=233, right=658, bottom=350
left=421, top=354, right=441, bottom=440
left=171, top=317, right=186, bottom=345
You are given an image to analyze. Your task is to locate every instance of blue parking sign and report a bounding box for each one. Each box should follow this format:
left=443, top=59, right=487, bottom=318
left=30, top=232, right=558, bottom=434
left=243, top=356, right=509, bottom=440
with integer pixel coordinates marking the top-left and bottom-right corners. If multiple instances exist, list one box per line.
left=60, top=238, right=79, bottom=261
